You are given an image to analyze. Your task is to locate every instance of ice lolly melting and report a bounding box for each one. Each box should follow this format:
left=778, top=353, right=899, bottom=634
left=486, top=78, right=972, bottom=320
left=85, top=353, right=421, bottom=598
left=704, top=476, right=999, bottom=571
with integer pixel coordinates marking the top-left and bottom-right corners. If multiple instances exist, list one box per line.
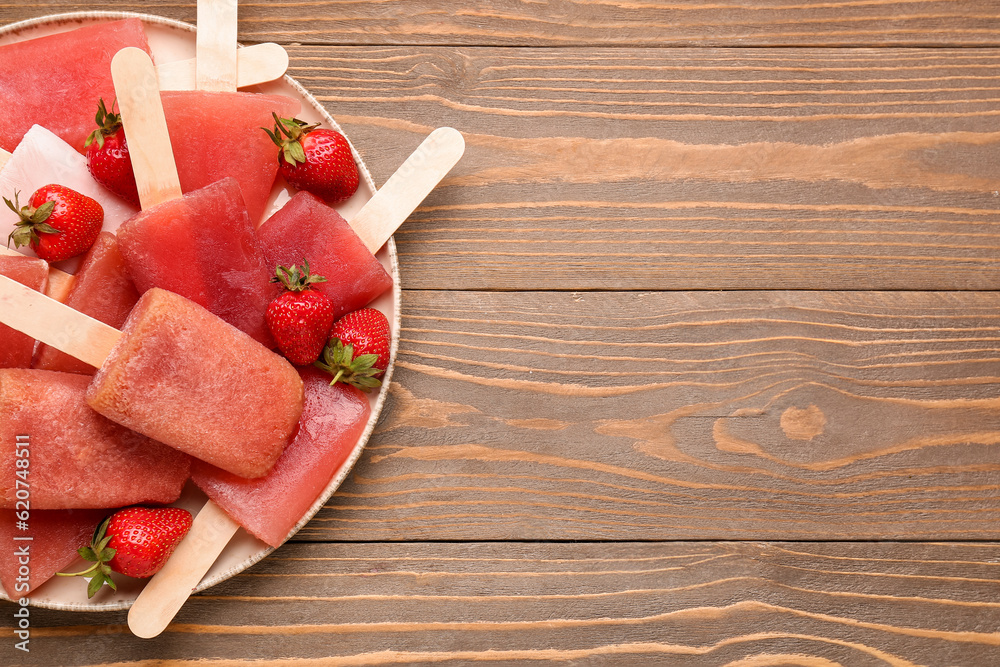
left=112, top=48, right=284, bottom=345
left=0, top=277, right=304, bottom=479
left=33, top=232, right=141, bottom=375
left=0, top=509, right=107, bottom=597
left=0, top=369, right=190, bottom=510
left=192, top=367, right=371, bottom=547
left=0, top=255, right=47, bottom=368
left=0, top=19, right=151, bottom=153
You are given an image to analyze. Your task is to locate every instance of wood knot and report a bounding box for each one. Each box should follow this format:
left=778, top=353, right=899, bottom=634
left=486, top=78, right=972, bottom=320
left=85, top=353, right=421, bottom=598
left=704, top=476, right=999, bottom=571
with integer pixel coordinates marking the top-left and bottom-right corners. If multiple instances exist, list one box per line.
left=780, top=405, right=826, bottom=441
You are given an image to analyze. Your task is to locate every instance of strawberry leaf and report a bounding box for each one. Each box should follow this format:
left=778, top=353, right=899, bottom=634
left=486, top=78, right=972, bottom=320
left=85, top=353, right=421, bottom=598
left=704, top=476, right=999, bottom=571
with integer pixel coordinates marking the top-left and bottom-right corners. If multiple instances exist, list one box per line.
left=31, top=201, right=55, bottom=223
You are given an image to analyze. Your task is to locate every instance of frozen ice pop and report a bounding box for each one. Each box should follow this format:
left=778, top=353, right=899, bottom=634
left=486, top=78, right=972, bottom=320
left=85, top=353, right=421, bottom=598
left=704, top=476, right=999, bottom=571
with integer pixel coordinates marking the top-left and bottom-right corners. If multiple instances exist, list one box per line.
left=258, top=192, right=394, bottom=319
left=86, top=288, right=304, bottom=478
left=0, top=273, right=304, bottom=478
left=0, top=369, right=190, bottom=510
left=192, top=367, right=371, bottom=547
left=0, top=508, right=107, bottom=597
left=116, top=177, right=277, bottom=345
left=33, top=232, right=140, bottom=374
left=162, top=91, right=300, bottom=226
left=0, top=19, right=151, bottom=153
left=0, top=255, right=48, bottom=368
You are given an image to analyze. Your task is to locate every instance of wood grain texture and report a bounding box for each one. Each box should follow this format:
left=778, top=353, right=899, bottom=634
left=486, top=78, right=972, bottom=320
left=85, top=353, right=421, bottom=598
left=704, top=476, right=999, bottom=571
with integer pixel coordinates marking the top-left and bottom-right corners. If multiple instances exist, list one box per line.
left=292, top=45, right=1000, bottom=291
left=8, top=541, right=1000, bottom=665
left=5, top=1, right=1000, bottom=47
left=289, top=290, right=1000, bottom=541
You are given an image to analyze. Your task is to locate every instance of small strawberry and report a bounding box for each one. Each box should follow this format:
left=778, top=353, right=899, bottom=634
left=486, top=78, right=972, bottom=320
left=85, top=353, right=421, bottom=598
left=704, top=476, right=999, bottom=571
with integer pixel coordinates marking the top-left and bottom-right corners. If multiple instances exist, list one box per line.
left=264, top=113, right=359, bottom=203
left=5, top=184, right=103, bottom=262
left=267, top=261, right=336, bottom=365
left=57, top=507, right=193, bottom=598
left=315, top=307, right=391, bottom=390
left=84, top=98, right=140, bottom=206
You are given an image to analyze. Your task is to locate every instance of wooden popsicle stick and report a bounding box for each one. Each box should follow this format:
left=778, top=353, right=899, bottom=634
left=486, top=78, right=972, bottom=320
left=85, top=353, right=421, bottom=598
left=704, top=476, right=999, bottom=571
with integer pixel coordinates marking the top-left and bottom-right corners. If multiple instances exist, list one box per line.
left=157, top=43, right=289, bottom=91
left=112, top=48, right=184, bottom=209
left=0, top=273, right=119, bottom=368
left=349, top=127, right=466, bottom=253
left=0, top=245, right=76, bottom=302
left=0, top=148, right=9, bottom=170
left=197, top=0, right=239, bottom=91
left=128, top=502, right=240, bottom=639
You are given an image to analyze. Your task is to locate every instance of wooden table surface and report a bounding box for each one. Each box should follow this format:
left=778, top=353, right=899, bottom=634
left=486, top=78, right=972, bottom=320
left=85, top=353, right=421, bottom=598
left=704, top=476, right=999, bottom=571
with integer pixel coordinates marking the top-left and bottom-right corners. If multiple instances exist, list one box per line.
left=4, top=1, right=1000, bottom=665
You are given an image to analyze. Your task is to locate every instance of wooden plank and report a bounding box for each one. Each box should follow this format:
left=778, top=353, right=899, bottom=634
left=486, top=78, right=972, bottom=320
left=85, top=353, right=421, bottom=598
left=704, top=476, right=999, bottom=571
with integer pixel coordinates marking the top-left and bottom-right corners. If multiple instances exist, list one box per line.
left=288, top=45, right=1000, bottom=291
left=16, top=541, right=1000, bottom=665
left=284, top=290, right=1000, bottom=541
left=4, top=1, right=1000, bottom=47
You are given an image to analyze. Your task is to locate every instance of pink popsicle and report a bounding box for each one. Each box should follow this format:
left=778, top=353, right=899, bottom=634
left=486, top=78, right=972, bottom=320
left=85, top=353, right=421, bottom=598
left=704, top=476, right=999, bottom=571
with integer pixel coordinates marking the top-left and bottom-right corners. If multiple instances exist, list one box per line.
left=0, top=509, right=107, bottom=597
left=0, top=19, right=151, bottom=153
left=34, top=232, right=140, bottom=374
left=116, top=177, right=277, bottom=346
left=0, top=255, right=48, bottom=368
left=86, top=288, right=304, bottom=478
left=258, top=191, right=394, bottom=319
left=162, top=91, right=299, bottom=226
left=0, top=369, right=190, bottom=510
left=191, top=367, right=370, bottom=547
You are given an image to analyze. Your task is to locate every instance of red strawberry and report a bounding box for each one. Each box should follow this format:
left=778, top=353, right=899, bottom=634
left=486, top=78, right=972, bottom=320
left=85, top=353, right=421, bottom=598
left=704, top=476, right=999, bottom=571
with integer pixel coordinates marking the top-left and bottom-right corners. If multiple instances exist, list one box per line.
left=267, top=261, right=336, bottom=365
left=57, top=507, right=193, bottom=598
left=265, top=113, right=359, bottom=203
left=315, top=307, right=391, bottom=390
left=84, top=98, right=140, bottom=206
left=5, top=184, right=103, bottom=262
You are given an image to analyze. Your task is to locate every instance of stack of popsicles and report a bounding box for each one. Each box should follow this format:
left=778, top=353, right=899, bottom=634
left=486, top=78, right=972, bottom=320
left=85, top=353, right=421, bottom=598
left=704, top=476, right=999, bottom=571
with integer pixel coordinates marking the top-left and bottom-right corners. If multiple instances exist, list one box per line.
left=0, top=7, right=462, bottom=618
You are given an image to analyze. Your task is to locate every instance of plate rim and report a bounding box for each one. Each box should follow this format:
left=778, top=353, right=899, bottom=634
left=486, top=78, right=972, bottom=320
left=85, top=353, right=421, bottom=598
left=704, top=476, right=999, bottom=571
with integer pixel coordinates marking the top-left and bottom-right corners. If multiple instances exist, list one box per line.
left=0, top=10, right=401, bottom=612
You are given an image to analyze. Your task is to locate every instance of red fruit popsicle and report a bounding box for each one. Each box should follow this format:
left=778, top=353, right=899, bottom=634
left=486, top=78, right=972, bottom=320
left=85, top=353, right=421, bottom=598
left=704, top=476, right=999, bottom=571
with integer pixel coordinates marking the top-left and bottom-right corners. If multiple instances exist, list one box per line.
left=0, top=369, right=190, bottom=510
left=258, top=191, right=393, bottom=319
left=0, top=19, right=151, bottom=153
left=0, top=509, right=107, bottom=597
left=116, top=177, right=277, bottom=346
left=162, top=91, right=299, bottom=226
left=192, top=367, right=371, bottom=547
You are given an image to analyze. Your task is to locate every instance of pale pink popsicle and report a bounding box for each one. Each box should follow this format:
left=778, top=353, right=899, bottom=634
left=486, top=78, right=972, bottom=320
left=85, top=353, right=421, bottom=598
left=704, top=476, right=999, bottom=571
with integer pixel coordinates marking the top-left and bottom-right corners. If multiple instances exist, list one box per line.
left=34, top=232, right=140, bottom=374
left=0, top=19, right=151, bottom=153
left=0, top=255, right=48, bottom=368
left=192, top=367, right=370, bottom=547
left=0, top=126, right=139, bottom=268
left=0, top=369, right=190, bottom=510
left=161, top=91, right=299, bottom=225
left=258, top=191, right=393, bottom=319
left=116, top=177, right=277, bottom=346
left=86, top=288, right=304, bottom=478
left=0, top=508, right=107, bottom=597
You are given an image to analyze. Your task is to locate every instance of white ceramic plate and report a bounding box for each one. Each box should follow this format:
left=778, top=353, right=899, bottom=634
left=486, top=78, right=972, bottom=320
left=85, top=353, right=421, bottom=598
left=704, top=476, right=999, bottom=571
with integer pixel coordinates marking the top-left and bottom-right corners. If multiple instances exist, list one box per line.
left=0, top=11, right=399, bottom=611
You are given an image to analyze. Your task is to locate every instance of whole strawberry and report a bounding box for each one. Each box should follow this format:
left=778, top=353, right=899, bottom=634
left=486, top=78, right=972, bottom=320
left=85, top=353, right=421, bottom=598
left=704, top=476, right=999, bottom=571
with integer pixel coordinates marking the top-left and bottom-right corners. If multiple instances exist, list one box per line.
left=265, top=113, right=359, bottom=203
left=57, top=507, right=193, bottom=597
left=84, top=98, right=140, bottom=206
left=315, top=307, right=391, bottom=390
left=267, top=261, right=336, bottom=365
left=5, top=184, right=103, bottom=262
